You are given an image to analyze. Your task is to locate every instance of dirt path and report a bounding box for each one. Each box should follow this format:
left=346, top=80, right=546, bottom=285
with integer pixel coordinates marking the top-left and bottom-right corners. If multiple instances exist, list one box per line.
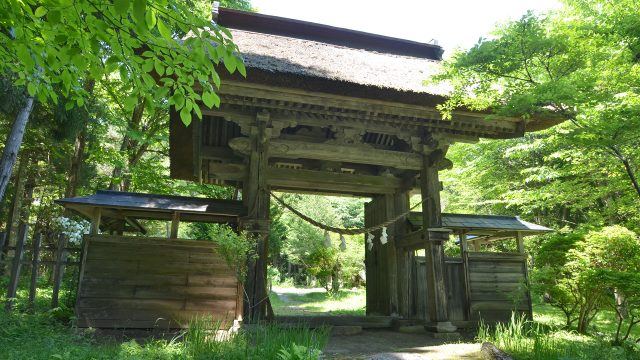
left=272, top=287, right=328, bottom=315
left=324, top=329, right=482, bottom=360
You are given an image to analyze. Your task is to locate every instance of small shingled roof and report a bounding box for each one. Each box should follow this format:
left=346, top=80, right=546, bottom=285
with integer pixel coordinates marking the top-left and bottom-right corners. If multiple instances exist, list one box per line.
left=408, top=212, right=552, bottom=240
left=56, top=190, right=247, bottom=233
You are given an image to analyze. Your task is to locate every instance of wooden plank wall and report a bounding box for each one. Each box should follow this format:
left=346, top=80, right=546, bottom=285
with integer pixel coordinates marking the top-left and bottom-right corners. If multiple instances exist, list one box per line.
left=76, top=235, right=240, bottom=329
left=412, top=257, right=466, bottom=322
left=467, top=252, right=531, bottom=322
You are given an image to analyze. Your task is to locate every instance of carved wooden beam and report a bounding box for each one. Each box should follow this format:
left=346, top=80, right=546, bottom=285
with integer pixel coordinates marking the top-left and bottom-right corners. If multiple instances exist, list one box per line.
left=229, top=137, right=424, bottom=170
left=205, top=162, right=410, bottom=195
left=208, top=106, right=482, bottom=144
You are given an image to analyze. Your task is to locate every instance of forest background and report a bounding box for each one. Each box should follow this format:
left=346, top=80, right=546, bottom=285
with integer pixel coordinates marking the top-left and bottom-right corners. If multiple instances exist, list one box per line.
left=0, top=0, right=639, bottom=353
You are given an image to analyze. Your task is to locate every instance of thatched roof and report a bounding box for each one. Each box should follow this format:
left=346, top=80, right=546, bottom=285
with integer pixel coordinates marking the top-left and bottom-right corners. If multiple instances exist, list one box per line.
left=230, top=29, right=447, bottom=96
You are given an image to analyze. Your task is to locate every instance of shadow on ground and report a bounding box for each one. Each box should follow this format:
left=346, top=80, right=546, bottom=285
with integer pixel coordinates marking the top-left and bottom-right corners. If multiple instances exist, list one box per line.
left=324, top=329, right=482, bottom=360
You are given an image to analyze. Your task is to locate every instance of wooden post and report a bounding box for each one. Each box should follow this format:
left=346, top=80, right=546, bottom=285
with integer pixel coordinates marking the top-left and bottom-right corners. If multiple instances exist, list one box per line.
left=89, top=207, right=101, bottom=235
left=170, top=212, right=180, bottom=239
left=395, top=191, right=410, bottom=318
left=5, top=223, right=28, bottom=311
left=459, top=231, right=472, bottom=320
left=51, top=234, right=68, bottom=308
left=516, top=231, right=525, bottom=254
left=242, top=111, right=271, bottom=322
left=385, top=193, right=399, bottom=316
left=28, top=232, right=42, bottom=308
left=421, top=150, right=456, bottom=333
left=516, top=231, right=533, bottom=319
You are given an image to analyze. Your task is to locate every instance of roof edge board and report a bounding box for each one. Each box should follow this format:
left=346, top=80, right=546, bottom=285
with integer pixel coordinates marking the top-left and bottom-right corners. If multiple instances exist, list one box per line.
left=216, top=7, right=444, bottom=60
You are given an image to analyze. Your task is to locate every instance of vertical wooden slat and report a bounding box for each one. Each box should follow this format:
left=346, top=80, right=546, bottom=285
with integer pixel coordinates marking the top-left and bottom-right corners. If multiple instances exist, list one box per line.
left=28, top=232, right=42, bottom=307
left=5, top=223, right=28, bottom=311
left=460, top=231, right=472, bottom=321
left=51, top=234, right=69, bottom=308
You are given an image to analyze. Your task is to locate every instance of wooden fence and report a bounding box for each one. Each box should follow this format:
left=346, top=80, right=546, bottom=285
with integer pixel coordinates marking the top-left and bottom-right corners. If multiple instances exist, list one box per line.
left=75, top=235, right=241, bottom=329
left=0, top=225, right=81, bottom=311
left=412, top=252, right=531, bottom=323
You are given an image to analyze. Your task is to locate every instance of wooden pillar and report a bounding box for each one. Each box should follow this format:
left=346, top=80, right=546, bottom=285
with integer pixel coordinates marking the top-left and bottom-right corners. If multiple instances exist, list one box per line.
left=89, top=207, right=101, bottom=235
left=516, top=231, right=533, bottom=319
left=459, top=231, right=472, bottom=321
left=394, top=191, right=410, bottom=318
left=420, top=150, right=456, bottom=332
left=169, top=212, right=180, bottom=239
left=242, top=111, right=271, bottom=322
left=385, top=193, right=399, bottom=316
left=516, top=231, right=525, bottom=254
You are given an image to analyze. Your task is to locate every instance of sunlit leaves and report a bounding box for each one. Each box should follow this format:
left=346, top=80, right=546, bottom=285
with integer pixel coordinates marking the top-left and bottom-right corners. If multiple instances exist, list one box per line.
left=0, top=0, right=246, bottom=125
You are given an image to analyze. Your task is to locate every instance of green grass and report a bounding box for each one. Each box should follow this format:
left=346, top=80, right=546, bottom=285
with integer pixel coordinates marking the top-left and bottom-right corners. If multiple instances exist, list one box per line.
left=0, top=275, right=330, bottom=360
left=533, top=301, right=640, bottom=341
left=479, top=312, right=640, bottom=360
left=0, top=311, right=330, bottom=360
left=270, top=288, right=366, bottom=316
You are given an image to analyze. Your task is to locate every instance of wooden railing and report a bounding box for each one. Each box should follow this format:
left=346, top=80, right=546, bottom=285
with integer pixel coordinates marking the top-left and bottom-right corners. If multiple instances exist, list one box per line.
left=1, top=225, right=81, bottom=311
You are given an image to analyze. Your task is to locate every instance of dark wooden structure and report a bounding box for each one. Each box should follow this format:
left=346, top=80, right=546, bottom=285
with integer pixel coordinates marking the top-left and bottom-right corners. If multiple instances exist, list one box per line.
left=56, top=191, right=247, bottom=329
left=168, top=8, right=561, bottom=330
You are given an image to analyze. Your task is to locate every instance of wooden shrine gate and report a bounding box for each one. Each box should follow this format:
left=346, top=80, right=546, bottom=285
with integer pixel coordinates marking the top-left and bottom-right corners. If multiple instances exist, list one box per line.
left=166, top=7, right=560, bottom=331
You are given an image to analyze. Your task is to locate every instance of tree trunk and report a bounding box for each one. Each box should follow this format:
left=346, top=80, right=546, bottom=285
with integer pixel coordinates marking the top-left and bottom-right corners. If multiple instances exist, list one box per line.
left=0, top=97, right=34, bottom=204
left=109, top=97, right=145, bottom=192
left=609, top=145, right=640, bottom=198
left=64, top=127, right=86, bottom=199
left=64, top=81, right=94, bottom=200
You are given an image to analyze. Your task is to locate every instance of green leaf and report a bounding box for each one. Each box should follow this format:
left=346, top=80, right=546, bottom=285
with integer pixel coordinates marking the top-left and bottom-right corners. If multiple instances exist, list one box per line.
left=180, top=106, right=192, bottom=126
left=132, top=0, right=146, bottom=26
left=47, top=10, right=61, bottom=23
left=236, top=59, right=246, bottom=77
left=34, top=6, right=47, bottom=18
left=114, top=0, right=129, bottom=16
left=193, top=104, right=202, bottom=120
left=27, top=83, right=37, bottom=96
left=124, top=95, right=138, bottom=111
left=154, top=59, right=164, bottom=76
left=223, top=53, right=236, bottom=74
left=157, top=18, right=172, bottom=40
left=142, top=59, right=154, bottom=72
left=170, top=92, right=185, bottom=109
left=202, top=91, right=219, bottom=108
left=145, top=8, right=156, bottom=30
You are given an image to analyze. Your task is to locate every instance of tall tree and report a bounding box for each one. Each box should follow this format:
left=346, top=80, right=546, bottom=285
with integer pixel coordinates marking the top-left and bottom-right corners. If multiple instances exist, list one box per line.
left=0, top=0, right=246, bottom=202
left=436, top=1, right=640, bottom=231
